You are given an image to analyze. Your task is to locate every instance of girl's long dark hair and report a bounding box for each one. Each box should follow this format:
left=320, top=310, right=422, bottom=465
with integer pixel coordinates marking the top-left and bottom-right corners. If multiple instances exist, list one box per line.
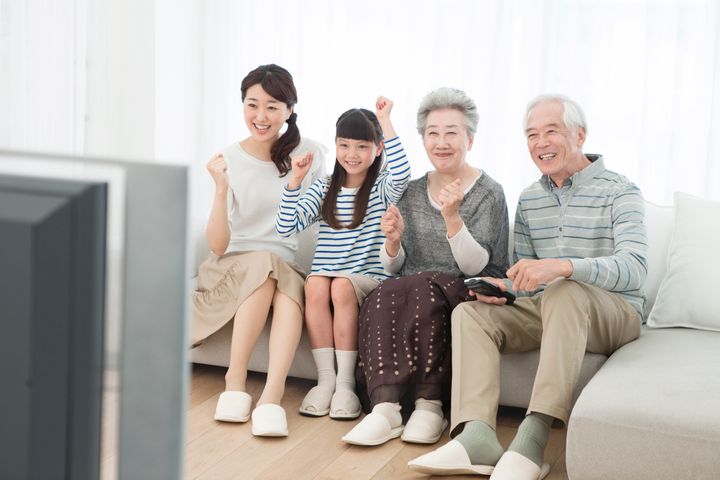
left=241, top=64, right=299, bottom=176
left=321, top=109, right=384, bottom=229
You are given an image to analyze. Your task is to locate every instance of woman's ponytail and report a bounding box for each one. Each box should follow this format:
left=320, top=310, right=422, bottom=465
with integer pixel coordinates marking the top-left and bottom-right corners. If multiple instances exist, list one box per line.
left=271, top=112, right=300, bottom=176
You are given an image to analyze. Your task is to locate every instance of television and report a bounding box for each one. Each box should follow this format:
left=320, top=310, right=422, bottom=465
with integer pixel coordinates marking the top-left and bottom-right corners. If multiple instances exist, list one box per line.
left=0, top=175, right=107, bottom=480
left=0, top=151, right=191, bottom=480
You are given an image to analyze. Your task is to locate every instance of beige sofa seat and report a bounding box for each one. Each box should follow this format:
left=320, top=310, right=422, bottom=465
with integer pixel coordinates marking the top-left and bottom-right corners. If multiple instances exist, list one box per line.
left=567, top=327, right=720, bottom=480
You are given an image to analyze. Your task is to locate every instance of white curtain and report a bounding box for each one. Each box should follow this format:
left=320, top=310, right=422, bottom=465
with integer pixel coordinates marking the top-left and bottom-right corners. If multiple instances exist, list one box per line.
left=199, top=0, right=720, bottom=216
left=0, top=0, right=86, bottom=153
left=1, top=0, right=719, bottom=216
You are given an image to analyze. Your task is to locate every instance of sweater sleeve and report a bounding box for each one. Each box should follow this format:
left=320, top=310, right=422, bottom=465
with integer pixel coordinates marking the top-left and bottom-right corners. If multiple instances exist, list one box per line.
left=569, top=185, right=648, bottom=292
left=380, top=240, right=406, bottom=274
left=376, top=136, right=411, bottom=206
left=462, top=181, right=510, bottom=277
left=275, top=178, right=325, bottom=237
left=447, top=224, right=491, bottom=276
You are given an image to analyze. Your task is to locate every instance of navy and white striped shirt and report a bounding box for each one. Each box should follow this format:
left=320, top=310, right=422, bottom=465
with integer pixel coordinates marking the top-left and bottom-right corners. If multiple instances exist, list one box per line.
left=514, top=155, right=648, bottom=318
left=276, top=136, right=410, bottom=281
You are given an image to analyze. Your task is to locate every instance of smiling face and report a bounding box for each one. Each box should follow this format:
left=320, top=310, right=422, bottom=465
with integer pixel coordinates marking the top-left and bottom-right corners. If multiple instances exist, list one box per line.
left=242, top=83, right=292, bottom=143
left=422, top=108, right=473, bottom=174
left=525, top=100, right=587, bottom=186
left=335, top=137, right=383, bottom=188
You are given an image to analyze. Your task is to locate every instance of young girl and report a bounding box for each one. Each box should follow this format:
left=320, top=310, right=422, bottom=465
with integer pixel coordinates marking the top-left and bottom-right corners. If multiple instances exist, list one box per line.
left=192, top=64, right=326, bottom=437
left=275, top=97, right=410, bottom=420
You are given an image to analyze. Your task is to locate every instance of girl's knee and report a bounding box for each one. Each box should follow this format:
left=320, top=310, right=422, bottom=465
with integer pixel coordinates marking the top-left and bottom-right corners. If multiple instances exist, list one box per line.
left=305, top=277, right=331, bottom=304
left=330, top=277, right=356, bottom=305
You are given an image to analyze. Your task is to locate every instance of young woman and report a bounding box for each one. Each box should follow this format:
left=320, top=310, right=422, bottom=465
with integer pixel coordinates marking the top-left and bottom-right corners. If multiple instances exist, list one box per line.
left=275, top=97, right=411, bottom=421
left=192, top=64, right=326, bottom=437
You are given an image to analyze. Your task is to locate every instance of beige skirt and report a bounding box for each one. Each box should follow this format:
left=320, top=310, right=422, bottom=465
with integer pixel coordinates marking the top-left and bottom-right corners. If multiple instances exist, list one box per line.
left=191, top=250, right=305, bottom=345
left=307, top=271, right=380, bottom=305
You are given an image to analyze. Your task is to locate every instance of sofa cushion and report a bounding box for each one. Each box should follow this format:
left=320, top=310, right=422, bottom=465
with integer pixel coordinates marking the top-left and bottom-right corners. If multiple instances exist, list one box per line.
left=567, top=327, right=720, bottom=480
left=642, top=200, right=674, bottom=317
left=647, top=193, right=720, bottom=331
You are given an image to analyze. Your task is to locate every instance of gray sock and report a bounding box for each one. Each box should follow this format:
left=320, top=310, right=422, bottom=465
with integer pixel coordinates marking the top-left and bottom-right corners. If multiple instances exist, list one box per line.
left=454, top=420, right=504, bottom=466
left=508, top=412, right=554, bottom=467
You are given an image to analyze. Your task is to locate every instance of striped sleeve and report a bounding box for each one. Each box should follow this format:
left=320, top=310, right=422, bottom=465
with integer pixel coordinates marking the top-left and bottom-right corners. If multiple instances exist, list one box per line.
left=513, top=200, right=537, bottom=263
left=275, top=178, right=326, bottom=237
left=375, top=136, right=411, bottom=205
left=569, top=185, right=648, bottom=291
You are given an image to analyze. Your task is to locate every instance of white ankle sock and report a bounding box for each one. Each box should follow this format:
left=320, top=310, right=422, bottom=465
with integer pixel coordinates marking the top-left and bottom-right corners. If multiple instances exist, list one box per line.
left=415, top=398, right=443, bottom=417
left=372, top=402, right=402, bottom=428
left=335, top=350, right=357, bottom=392
left=312, top=348, right=336, bottom=391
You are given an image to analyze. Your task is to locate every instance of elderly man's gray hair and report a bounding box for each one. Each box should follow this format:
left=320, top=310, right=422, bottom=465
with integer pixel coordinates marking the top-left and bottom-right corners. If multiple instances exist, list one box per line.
left=416, top=87, right=479, bottom=136
left=524, top=94, right=587, bottom=134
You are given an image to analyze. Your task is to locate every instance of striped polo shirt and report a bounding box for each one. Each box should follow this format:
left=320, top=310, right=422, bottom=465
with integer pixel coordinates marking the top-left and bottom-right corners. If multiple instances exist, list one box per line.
left=514, top=155, right=648, bottom=318
left=276, top=136, right=410, bottom=281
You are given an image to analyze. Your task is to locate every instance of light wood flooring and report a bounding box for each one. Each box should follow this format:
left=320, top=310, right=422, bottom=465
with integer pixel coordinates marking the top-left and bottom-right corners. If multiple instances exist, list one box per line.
left=183, top=364, right=569, bottom=480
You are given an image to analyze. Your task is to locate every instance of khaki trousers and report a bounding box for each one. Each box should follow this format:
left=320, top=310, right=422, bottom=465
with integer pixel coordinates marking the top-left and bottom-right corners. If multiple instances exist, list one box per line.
left=450, top=279, right=640, bottom=434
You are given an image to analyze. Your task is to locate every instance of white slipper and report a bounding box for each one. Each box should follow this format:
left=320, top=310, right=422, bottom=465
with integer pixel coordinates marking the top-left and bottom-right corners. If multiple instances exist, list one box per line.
left=214, top=391, right=251, bottom=423
left=341, top=412, right=404, bottom=446
left=407, top=439, right=495, bottom=475
left=329, top=389, right=362, bottom=419
left=299, top=385, right=333, bottom=417
left=251, top=403, right=288, bottom=437
left=401, top=409, right=448, bottom=444
left=489, top=451, right=550, bottom=480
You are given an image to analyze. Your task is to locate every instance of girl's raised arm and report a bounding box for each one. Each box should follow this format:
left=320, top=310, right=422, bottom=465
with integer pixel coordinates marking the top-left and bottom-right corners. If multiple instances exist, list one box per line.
left=276, top=152, right=325, bottom=237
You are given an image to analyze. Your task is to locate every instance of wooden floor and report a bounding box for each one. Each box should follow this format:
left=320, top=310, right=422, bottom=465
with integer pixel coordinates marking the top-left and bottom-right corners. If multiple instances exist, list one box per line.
left=184, top=364, right=569, bottom=480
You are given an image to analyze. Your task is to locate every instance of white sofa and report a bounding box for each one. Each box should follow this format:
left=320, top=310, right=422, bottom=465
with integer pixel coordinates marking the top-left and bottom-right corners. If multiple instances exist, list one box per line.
left=566, top=198, right=720, bottom=479
left=190, top=198, right=720, bottom=479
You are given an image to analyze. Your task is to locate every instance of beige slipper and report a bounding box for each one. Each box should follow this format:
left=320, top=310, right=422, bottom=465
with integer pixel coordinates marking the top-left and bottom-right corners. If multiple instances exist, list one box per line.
left=401, top=409, right=448, bottom=444
left=214, top=391, right=251, bottom=423
left=251, top=403, right=288, bottom=437
left=329, top=389, right=361, bottom=419
left=407, top=439, right=495, bottom=475
left=299, top=385, right=333, bottom=417
left=489, top=451, right=550, bottom=479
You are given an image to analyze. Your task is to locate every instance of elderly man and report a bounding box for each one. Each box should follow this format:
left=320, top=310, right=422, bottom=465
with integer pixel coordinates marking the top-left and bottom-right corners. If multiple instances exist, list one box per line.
left=408, top=94, right=647, bottom=480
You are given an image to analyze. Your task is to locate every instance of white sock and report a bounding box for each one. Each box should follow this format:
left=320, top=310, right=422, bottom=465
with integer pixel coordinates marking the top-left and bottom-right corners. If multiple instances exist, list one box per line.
left=415, top=398, right=443, bottom=417
left=312, top=348, right=336, bottom=391
left=335, top=350, right=357, bottom=392
left=372, top=402, right=402, bottom=428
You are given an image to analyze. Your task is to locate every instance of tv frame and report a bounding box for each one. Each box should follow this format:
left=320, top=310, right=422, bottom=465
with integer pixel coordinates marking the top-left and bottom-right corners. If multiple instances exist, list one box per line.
left=0, top=149, right=190, bottom=480
left=0, top=176, right=107, bottom=480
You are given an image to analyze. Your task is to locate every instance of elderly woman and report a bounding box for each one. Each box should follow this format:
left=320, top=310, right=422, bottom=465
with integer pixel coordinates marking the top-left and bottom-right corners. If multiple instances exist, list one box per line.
left=342, top=87, right=509, bottom=446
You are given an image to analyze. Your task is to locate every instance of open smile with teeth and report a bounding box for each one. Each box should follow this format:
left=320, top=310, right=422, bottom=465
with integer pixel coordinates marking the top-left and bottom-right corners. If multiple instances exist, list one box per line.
left=539, top=153, right=556, bottom=161
left=254, top=124, right=271, bottom=132
left=344, top=161, right=362, bottom=166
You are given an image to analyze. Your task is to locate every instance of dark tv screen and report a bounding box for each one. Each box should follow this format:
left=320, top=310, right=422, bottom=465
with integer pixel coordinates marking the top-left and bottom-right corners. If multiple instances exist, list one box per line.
left=0, top=175, right=107, bottom=480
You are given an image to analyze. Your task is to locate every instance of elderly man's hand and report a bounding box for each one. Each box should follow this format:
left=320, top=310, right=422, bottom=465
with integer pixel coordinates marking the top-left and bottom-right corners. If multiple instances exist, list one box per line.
left=507, top=258, right=573, bottom=292
left=468, top=277, right=510, bottom=305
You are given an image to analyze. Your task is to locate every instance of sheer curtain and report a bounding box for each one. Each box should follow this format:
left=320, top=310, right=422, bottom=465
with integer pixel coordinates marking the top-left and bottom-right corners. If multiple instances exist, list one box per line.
left=1, top=0, right=719, bottom=216
left=198, top=0, right=720, bottom=219
left=0, top=0, right=86, bottom=153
